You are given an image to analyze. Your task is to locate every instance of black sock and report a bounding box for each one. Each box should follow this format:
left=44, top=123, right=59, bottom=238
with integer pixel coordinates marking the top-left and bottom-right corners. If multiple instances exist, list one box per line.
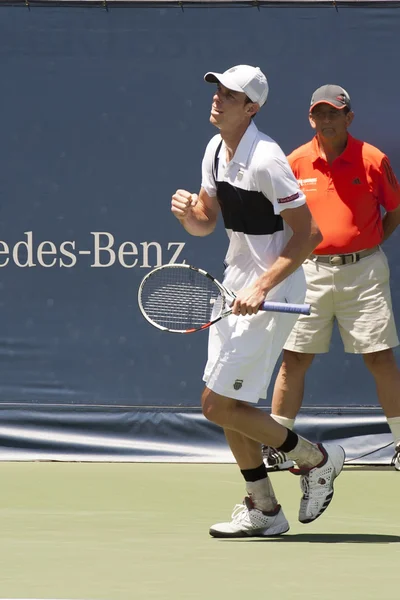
left=277, top=429, right=299, bottom=453
left=240, top=463, right=268, bottom=482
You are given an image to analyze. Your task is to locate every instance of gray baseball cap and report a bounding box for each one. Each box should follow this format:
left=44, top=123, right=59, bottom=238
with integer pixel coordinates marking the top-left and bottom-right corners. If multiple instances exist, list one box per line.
left=310, top=84, right=351, bottom=111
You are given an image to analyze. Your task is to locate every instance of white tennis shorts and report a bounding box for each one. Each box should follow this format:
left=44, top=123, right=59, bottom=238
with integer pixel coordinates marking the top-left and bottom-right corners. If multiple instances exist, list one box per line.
left=203, top=268, right=306, bottom=403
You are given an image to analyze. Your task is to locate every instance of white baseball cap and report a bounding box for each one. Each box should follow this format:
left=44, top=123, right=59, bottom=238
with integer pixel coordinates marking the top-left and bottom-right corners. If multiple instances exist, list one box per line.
left=204, top=65, right=269, bottom=107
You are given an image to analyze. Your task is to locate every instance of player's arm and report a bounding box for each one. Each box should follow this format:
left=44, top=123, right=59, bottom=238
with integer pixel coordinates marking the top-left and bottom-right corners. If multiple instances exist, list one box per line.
left=232, top=204, right=321, bottom=316
left=171, top=187, right=219, bottom=237
left=171, top=136, right=221, bottom=237
left=232, top=153, right=321, bottom=316
left=256, top=203, right=321, bottom=293
left=258, top=153, right=322, bottom=290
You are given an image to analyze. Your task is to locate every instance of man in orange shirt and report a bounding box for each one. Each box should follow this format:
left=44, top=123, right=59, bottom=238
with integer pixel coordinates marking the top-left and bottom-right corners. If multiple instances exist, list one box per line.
left=263, top=85, right=400, bottom=472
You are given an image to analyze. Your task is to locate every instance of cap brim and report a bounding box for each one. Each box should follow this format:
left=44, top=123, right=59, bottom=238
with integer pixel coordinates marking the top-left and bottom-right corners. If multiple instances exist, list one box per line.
left=310, top=100, right=348, bottom=111
left=204, top=71, right=244, bottom=93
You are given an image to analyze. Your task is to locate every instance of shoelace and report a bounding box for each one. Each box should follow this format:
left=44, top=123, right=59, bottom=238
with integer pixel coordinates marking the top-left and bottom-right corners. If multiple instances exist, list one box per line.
left=231, top=503, right=249, bottom=525
left=300, top=474, right=310, bottom=499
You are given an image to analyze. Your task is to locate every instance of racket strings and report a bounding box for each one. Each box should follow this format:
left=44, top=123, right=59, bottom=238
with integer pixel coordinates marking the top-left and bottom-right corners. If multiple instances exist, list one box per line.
left=140, top=268, right=224, bottom=331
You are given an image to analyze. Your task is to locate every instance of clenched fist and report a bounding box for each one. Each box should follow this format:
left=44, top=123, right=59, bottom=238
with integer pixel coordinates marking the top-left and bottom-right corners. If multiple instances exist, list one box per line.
left=171, top=189, right=198, bottom=220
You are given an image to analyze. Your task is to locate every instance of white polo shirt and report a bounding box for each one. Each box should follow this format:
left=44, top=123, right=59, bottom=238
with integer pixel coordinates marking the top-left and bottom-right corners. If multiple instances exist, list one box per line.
left=201, top=121, right=306, bottom=292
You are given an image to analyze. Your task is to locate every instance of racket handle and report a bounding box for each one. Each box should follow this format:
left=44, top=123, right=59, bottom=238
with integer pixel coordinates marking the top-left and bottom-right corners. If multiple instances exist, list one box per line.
left=260, top=301, right=311, bottom=315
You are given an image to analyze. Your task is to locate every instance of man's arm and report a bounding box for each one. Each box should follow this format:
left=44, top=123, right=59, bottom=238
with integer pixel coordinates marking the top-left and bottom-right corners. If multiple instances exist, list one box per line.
left=377, top=156, right=400, bottom=242
left=257, top=203, right=322, bottom=292
left=232, top=204, right=322, bottom=316
left=382, top=205, right=400, bottom=242
left=171, top=187, right=220, bottom=237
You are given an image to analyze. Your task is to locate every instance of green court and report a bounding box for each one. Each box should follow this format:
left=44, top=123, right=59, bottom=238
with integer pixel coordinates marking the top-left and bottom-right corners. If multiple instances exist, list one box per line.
left=0, top=463, right=398, bottom=600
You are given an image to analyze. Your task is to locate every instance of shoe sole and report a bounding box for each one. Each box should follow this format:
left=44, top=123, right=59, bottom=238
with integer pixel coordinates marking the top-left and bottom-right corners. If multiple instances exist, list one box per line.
left=299, top=490, right=334, bottom=524
left=299, top=445, right=345, bottom=524
left=209, top=522, right=290, bottom=539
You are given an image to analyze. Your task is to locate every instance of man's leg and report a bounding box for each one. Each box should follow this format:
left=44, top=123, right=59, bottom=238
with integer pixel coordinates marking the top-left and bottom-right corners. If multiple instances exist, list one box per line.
left=335, top=250, right=400, bottom=469
left=223, top=429, right=263, bottom=470
left=203, top=388, right=345, bottom=532
left=262, top=350, right=315, bottom=471
left=202, top=389, right=324, bottom=468
left=207, top=424, right=288, bottom=538
left=271, top=350, right=315, bottom=419
left=262, top=259, right=334, bottom=471
left=213, top=400, right=293, bottom=518
left=223, top=429, right=278, bottom=513
left=363, top=348, right=400, bottom=470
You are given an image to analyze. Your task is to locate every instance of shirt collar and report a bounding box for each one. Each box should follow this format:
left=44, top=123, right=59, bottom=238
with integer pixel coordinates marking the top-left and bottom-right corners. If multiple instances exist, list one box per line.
left=220, top=121, right=259, bottom=168
left=311, top=133, right=355, bottom=165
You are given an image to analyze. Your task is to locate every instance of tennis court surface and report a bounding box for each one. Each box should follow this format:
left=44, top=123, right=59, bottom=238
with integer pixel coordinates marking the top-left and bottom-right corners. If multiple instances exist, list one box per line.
left=0, top=463, right=397, bottom=600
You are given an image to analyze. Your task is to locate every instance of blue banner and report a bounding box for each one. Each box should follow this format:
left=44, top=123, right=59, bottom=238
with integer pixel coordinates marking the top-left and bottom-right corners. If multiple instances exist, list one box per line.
left=0, top=2, right=398, bottom=415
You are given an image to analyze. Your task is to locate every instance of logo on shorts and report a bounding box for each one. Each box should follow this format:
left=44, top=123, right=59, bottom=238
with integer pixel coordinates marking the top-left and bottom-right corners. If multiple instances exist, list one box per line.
left=352, top=178, right=361, bottom=185
left=233, top=379, right=243, bottom=390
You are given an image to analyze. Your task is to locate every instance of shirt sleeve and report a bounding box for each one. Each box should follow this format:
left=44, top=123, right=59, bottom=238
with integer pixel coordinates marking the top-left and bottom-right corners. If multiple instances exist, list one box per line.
left=201, top=135, right=221, bottom=198
left=258, top=150, right=306, bottom=214
left=378, top=155, right=400, bottom=211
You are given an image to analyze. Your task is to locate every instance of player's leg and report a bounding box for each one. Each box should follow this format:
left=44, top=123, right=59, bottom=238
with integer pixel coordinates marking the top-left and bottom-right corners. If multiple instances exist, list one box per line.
left=264, top=258, right=335, bottom=471
left=204, top=393, right=291, bottom=538
left=210, top=427, right=288, bottom=538
left=203, top=304, right=289, bottom=537
left=336, top=249, right=400, bottom=470
left=204, top=271, right=344, bottom=535
left=264, top=351, right=315, bottom=471
left=203, top=389, right=345, bottom=529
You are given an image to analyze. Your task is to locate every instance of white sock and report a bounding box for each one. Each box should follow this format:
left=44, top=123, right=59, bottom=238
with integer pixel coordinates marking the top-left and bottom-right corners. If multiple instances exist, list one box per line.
left=271, top=414, right=295, bottom=430
left=286, top=436, right=324, bottom=469
left=387, top=416, right=400, bottom=446
left=246, top=478, right=278, bottom=513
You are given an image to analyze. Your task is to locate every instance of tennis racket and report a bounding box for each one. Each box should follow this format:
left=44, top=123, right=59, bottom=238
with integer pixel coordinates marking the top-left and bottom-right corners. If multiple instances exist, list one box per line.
left=138, top=264, right=310, bottom=334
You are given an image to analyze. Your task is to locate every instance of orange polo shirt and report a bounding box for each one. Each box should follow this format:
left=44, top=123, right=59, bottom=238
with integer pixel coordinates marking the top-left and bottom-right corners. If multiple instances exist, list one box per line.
left=288, top=134, right=400, bottom=254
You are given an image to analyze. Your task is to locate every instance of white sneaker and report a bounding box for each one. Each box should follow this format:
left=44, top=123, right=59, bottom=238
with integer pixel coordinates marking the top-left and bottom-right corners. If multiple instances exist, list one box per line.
left=262, top=445, right=295, bottom=472
left=209, top=497, right=290, bottom=538
left=391, top=443, right=400, bottom=471
left=297, top=444, right=345, bottom=524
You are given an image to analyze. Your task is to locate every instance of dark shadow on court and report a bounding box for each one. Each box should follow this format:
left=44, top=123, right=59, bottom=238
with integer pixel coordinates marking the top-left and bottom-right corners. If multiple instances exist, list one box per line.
left=218, top=533, right=400, bottom=544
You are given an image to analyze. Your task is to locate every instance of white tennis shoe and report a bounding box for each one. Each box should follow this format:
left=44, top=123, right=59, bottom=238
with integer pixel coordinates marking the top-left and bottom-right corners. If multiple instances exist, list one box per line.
left=297, top=444, right=345, bottom=524
left=392, top=443, right=400, bottom=471
left=209, top=497, right=290, bottom=538
left=262, top=445, right=295, bottom=472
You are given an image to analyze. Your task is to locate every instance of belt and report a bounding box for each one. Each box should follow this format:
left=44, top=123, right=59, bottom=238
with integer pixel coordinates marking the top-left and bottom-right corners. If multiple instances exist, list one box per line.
left=310, top=246, right=379, bottom=266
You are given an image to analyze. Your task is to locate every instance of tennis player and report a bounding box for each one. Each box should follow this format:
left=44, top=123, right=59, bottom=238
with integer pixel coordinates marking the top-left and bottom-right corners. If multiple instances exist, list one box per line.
left=171, top=65, right=345, bottom=537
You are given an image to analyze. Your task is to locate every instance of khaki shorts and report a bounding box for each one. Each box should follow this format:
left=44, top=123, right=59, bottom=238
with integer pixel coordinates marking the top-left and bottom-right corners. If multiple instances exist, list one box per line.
left=284, top=248, right=399, bottom=354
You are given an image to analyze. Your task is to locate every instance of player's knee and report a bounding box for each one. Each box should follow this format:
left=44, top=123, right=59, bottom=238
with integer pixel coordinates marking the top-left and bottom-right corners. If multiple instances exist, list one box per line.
left=202, top=394, right=223, bottom=424
left=201, top=389, right=233, bottom=426
left=201, top=388, right=216, bottom=421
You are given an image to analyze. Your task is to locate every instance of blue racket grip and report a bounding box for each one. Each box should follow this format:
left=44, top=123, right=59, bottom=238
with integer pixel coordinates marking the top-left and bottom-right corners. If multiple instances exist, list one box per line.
left=260, top=301, right=311, bottom=315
